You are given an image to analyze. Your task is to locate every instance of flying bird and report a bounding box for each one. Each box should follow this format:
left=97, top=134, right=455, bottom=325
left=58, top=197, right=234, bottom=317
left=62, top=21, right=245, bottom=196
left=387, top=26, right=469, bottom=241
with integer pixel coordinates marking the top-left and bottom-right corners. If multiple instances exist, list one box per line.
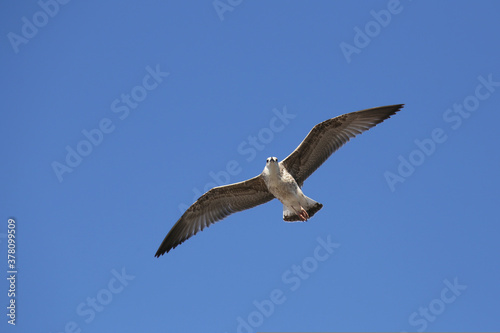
left=155, top=104, right=404, bottom=256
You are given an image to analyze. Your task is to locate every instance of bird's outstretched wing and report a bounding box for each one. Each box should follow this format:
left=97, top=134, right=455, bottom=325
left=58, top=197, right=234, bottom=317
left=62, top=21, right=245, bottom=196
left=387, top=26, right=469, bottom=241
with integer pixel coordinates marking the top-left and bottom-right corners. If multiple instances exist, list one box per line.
left=155, top=175, right=274, bottom=257
left=281, top=104, right=404, bottom=186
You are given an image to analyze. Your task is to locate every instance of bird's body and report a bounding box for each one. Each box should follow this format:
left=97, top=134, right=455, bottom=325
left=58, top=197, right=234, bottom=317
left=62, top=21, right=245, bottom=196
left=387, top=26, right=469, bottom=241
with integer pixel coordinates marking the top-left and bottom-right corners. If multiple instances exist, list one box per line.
left=155, top=104, right=404, bottom=257
left=262, top=157, right=322, bottom=222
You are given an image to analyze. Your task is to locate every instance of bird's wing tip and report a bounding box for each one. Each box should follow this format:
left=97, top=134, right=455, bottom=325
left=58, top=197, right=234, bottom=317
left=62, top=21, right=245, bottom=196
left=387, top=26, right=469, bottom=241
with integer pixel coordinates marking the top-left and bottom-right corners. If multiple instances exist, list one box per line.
left=154, top=248, right=167, bottom=258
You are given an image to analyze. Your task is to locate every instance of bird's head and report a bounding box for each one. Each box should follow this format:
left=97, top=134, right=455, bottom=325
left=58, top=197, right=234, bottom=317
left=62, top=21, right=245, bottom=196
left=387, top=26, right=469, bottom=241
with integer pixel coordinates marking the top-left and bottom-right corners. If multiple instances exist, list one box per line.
left=266, top=156, right=278, bottom=165
left=265, top=157, right=280, bottom=175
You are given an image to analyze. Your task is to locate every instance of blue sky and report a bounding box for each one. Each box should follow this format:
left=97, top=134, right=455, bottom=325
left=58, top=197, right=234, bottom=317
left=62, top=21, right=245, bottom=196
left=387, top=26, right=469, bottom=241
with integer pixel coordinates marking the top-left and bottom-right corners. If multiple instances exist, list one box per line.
left=1, top=1, right=499, bottom=332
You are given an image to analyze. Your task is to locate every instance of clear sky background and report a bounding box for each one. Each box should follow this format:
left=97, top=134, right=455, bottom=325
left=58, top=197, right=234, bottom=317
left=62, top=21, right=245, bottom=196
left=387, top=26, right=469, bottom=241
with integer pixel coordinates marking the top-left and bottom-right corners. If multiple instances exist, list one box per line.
left=1, top=1, right=499, bottom=332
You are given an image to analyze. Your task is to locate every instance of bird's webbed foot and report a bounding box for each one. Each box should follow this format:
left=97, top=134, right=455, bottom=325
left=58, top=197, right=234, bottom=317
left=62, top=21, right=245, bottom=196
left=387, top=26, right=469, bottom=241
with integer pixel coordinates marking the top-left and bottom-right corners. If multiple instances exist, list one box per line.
left=298, top=207, right=309, bottom=221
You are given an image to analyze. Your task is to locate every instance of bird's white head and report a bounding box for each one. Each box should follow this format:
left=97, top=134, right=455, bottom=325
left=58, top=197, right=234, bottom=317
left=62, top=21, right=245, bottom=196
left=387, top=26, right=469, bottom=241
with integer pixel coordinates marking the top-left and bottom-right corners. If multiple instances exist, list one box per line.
left=266, top=156, right=278, bottom=164
left=264, top=156, right=280, bottom=176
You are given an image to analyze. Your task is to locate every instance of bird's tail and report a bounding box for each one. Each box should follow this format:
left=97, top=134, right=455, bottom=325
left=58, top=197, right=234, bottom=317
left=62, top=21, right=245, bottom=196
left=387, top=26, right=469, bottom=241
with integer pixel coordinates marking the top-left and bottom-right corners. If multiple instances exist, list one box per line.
left=283, top=196, right=323, bottom=222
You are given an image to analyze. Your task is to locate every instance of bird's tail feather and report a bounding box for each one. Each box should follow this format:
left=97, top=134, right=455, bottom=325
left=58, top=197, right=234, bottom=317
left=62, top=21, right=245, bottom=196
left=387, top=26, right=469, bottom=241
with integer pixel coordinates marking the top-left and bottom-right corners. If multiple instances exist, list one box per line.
left=283, top=196, right=323, bottom=222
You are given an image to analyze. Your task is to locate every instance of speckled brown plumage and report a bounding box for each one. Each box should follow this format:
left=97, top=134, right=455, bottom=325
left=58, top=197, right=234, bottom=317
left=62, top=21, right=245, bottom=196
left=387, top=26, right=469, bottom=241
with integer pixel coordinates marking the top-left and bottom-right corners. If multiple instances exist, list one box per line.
left=155, top=104, right=404, bottom=257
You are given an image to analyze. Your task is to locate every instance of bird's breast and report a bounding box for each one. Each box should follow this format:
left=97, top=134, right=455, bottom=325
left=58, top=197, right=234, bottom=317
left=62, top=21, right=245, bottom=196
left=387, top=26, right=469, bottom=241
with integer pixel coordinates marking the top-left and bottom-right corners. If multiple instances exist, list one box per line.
left=265, top=172, right=300, bottom=202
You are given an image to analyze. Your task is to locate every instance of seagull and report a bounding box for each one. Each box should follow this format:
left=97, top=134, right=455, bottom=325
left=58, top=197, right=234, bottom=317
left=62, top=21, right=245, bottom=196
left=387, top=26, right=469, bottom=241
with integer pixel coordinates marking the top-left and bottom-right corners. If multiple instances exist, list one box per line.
left=155, top=104, right=404, bottom=256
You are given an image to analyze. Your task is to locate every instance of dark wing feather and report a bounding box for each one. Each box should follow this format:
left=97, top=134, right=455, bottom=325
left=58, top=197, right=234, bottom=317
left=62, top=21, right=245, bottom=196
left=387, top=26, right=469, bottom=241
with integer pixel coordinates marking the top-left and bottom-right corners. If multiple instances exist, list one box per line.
left=155, top=175, right=273, bottom=256
left=281, top=104, right=404, bottom=186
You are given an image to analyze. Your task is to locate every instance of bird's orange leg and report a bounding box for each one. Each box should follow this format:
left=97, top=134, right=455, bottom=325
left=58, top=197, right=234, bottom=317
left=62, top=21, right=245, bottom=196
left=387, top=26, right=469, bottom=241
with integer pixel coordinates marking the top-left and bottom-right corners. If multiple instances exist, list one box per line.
left=298, top=207, right=309, bottom=221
